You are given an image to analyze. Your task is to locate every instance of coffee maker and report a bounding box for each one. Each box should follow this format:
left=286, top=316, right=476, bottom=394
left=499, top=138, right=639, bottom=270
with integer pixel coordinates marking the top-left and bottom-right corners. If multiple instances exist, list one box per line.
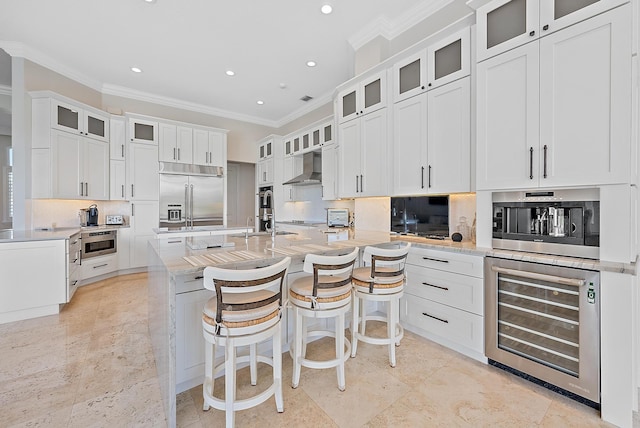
left=80, top=204, right=99, bottom=226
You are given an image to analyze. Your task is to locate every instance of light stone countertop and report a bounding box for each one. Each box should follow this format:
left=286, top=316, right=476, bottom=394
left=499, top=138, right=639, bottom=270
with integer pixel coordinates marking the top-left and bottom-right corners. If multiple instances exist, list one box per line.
left=0, top=224, right=131, bottom=243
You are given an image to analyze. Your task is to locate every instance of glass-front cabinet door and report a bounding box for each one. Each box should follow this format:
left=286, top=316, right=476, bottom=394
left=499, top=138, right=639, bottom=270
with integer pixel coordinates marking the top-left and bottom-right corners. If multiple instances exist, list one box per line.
left=323, top=123, right=333, bottom=145
left=338, top=87, right=358, bottom=123
left=84, top=110, right=109, bottom=142
left=427, top=27, right=470, bottom=90
left=312, top=129, right=321, bottom=147
left=476, top=0, right=538, bottom=62
left=52, top=100, right=81, bottom=134
left=539, top=0, right=626, bottom=37
left=285, top=140, right=292, bottom=155
left=302, top=133, right=310, bottom=150
left=293, top=137, right=300, bottom=153
left=129, top=117, right=158, bottom=144
left=359, top=70, right=387, bottom=116
left=393, top=51, right=427, bottom=102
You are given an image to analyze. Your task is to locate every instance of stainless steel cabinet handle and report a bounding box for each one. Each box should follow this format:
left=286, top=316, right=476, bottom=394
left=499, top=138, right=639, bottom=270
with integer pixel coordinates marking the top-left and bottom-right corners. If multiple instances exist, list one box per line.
left=93, top=264, right=108, bottom=269
left=543, top=145, right=548, bottom=179
left=190, top=184, right=194, bottom=228
left=422, top=256, right=449, bottom=264
left=132, top=203, right=135, bottom=216
left=491, top=266, right=585, bottom=287
left=360, top=175, right=363, bottom=192
left=421, top=166, right=424, bottom=189
left=80, top=182, right=84, bottom=196
left=173, top=147, right=176, bottom=160
left=529, top=147, right=534, bottom=179
left=131, top=184, right=135, bottom=198
left=355, top=175, right=359, bottom=193
left=167, top=240, right=182, bottom=244
left=85, top=182, right=88, bottom=196
left=428, top=165, right=432, bottom=188
left=422, top=282, right=449, bottom=291
left=177, top=148, right=180, bottom=160
left=121, top=185, right=124, bottom=198
left=422, top=312, right=448, bottom=324
left=121, top=144, right=124, bottom=158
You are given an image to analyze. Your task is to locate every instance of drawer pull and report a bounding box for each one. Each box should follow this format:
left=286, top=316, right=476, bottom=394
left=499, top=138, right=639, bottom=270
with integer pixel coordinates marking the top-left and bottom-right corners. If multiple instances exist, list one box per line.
left=167, top=240, right=182, bottom=244
left=93, top=264, right=108, bottom=269
left=422, top=257, right=449, bottom=263
left=422, top=312, right=449, bottom=324
left=195, top=276, right=204, bottom=280
left=423, top=282, right=448, bottom=291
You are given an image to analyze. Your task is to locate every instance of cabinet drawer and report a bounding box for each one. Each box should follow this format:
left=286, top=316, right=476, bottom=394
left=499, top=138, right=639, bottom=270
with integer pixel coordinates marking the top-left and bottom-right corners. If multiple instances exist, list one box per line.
left=400, top=295, right=483, bottom=355
left=81, top=254, right=117, bottom=279
left=406, top=247, right=483, bottom=278
left=405, top=264, right=483, bottom=315
left=175, top=271, right=205, bottom=294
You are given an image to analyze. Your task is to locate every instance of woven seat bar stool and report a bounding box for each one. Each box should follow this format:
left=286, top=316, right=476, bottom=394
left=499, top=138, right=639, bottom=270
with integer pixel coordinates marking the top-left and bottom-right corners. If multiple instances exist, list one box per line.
left=350, top=243, right=411, bottom=367
left=289, top=247, right=359, bottom=391
left=202, top=257, right=291, bottom=428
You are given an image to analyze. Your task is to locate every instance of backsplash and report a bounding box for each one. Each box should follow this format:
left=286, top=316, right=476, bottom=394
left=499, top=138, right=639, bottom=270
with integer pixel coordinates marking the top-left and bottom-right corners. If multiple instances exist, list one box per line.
left=279, top=186, right=355, bottom=223
left=449, top=193, right=477, bottom=241
left=30, top=200, right=131, bottom=229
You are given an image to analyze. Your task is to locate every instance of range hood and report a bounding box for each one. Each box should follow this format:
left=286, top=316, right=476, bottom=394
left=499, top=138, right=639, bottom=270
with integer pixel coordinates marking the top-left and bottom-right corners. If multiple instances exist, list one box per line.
left=283, top=151, right=322, bottom=186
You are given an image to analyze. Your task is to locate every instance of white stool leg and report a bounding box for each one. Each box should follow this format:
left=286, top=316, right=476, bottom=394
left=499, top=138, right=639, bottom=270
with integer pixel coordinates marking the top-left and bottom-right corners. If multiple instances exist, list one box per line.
left=301, top=314, right=308, bottom=358
left=273, top=322, right=284, bottom=412
left=395, top=298, right=402, bottom=347
left=203, top=338, right=213, bottom=411
left=336, top=311, right=346, bottom=391
left=350, top=290, right=359, bottom=358
left=360, top=296, right=367, bottom=337
left=225, top=339, right=236, bottom=428
left=250, top=343, right=257, bottom=386
left=292, top=307, right=303, bottom=388
left=388, top=300, right=397, bottom=367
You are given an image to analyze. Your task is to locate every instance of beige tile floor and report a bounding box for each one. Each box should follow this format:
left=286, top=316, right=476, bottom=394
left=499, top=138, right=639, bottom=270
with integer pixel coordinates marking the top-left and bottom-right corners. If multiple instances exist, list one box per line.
left=0, top=273, right=637, bottom=427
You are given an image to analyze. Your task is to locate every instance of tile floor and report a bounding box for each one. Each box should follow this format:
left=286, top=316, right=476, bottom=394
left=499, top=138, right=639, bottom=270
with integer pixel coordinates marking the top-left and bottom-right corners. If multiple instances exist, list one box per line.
left=0, top=273, right=636, bottom=427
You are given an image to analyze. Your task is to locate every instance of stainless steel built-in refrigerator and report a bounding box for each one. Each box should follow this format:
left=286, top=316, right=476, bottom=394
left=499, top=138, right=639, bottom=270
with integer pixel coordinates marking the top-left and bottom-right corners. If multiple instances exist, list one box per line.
left=159, top=162, right=224, bottom=229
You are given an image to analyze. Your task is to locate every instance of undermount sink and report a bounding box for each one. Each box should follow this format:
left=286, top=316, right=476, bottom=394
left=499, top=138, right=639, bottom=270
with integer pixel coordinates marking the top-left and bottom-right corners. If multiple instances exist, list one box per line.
left=229, top=231, right=297, bottom=238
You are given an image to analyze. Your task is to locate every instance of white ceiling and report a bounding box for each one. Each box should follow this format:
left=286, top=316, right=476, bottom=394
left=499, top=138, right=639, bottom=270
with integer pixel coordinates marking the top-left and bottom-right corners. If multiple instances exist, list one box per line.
left=0, top=0, right=450, bottom=127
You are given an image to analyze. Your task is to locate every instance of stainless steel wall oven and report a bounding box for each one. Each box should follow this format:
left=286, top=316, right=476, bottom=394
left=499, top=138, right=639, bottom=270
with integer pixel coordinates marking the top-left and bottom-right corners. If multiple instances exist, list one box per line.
left=485, top=257, right=600, bottom=406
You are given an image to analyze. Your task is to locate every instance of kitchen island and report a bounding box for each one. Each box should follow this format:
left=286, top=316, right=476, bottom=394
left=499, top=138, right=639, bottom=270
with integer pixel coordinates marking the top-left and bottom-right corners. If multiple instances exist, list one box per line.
left=147, top=228, right=400, bottom=427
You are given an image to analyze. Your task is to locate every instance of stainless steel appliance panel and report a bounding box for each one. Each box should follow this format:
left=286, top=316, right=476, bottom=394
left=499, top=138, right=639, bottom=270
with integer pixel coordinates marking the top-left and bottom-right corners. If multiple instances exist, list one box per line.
left=81, top=230, right=117, bottom=259
left=159, top=174, right=188, bottom=228
left=189, top=175, right=223, bottom=227
left=485, top=257, right=600, bottom=404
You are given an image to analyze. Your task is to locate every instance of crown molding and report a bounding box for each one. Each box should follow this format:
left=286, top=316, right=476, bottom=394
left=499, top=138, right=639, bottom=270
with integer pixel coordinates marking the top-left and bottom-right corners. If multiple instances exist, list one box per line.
left=273, top=91, right=334, bottom=129
left=0, top=41, right=103, bottom=93
left=101, top=84, right=279, bottom=128
left=348, top=0, right=456, bottom=51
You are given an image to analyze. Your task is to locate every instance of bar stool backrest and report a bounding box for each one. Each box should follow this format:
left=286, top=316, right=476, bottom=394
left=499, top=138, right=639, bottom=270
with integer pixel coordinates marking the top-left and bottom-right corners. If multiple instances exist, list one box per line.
left=302, top=247, right=359, bottom=298
left=203, top=257, right=291, bottom=325
left=362, top=243, right=411, bottom=281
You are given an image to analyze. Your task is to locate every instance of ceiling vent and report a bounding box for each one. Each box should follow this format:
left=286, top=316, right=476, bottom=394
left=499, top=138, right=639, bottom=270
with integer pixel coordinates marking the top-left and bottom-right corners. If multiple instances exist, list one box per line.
left=300, top=95, right=313, bottom=102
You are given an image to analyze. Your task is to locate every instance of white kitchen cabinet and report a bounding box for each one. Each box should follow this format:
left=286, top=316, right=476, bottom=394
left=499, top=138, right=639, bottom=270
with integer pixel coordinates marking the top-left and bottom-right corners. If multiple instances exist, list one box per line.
left=257, top=157, right=274, bottom=186
left=110, top=160, right=126, bottom=200
left=476, top=0, right=627, bottom=62
left=0, top=239, right=67, bottom=324
left=129, top=200, right=159, bottom=268
left=322, top=122, right=333, bottom=146
left=193, top=129, right=226, bottom=166
left=50, top=129, right=110, bottom=200
left=476, top=6, right=631, bottom=190
left=400, top=247, right=485, bottom=361
left=117, top=227, right=131, bottom=271
left=393, top=27, right=470, bottom=102
left=80, top=253, right=118, bottom=281
left=321, top=144, right=339, bottom=201
left=426, top=77, right=471, bottom=193
left=339, top=108, right=389, bottom=198
left=176, top=288, right=215, bottom=392
left=258, top=139, right=273, bottom=160
left=51, top=99, right=110, bottom=142
left=282, top=156, right=296, bottom=202
left=159, top=123, right=193, bottom=164
left=109, top=116, right=126, bottom=161
left=128, top=117, right=158, bottom=144
left=393, top=77, right=470, bottom=195
left=127, top=143, right=159, bottom=200
left=337, top=70, right=387, bottom=123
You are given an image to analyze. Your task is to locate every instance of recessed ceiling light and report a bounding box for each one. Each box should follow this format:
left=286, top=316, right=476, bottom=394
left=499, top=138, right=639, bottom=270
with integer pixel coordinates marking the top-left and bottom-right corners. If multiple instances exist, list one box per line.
left=306, top=60, right=317, bottom=67
left=131, top=67, right=142, bottom=73
left=144, top=0, right=156, bottom=3
left=321, top=4, right=332, bottom=14
left=257, top=100, right=264, bottom=105
left=225, top=70, right=235, bottom=76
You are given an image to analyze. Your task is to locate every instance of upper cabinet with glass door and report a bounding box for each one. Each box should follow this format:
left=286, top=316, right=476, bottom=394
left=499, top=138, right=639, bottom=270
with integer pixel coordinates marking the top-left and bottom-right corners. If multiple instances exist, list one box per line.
left=393, top=27, right=470, bottom=101
left=51, top=99, right=110, bottom=142
left=337, top=70, right=387, bottom=123
left=128, top=117, right=158, bottom=144
left=476, top=0, right=627, bottom=62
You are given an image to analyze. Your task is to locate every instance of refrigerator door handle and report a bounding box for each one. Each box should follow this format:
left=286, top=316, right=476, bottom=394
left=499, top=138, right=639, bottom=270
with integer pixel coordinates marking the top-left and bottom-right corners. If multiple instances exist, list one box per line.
left=190, top=184, right=194, bottom=228
left=184, top=184, right=189, bottom=227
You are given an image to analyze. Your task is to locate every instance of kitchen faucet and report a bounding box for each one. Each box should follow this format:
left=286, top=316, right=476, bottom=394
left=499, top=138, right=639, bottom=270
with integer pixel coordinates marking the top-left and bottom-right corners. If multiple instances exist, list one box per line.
left=263, top=189, right=276, bottom=240
left=245, top=216, right=252, bottom=241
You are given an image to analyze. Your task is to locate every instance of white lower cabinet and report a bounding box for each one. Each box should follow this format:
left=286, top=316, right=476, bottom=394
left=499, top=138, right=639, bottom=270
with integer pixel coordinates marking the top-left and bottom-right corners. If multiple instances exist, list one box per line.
left=176, top=288, right=215, bottom=393
left=80, top=253, right=118, bottom=281
left=130, top=201, right=159, bottom=268
left=400, top=247, right=485, bottom=361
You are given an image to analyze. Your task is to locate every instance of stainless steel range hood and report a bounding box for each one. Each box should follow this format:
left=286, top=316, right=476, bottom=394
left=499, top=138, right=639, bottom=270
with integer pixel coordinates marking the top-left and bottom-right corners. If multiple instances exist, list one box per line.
left=283, top=151, right=322, bottom=186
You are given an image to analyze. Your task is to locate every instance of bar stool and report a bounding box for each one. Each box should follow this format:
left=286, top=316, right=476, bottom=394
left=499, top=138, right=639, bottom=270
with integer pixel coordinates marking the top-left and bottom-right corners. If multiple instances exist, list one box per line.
left=201, top=257, right=291, bottom=428
left=350, top=243, right=411, bottom=367
left=289, top=247, right=359, bottom=391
